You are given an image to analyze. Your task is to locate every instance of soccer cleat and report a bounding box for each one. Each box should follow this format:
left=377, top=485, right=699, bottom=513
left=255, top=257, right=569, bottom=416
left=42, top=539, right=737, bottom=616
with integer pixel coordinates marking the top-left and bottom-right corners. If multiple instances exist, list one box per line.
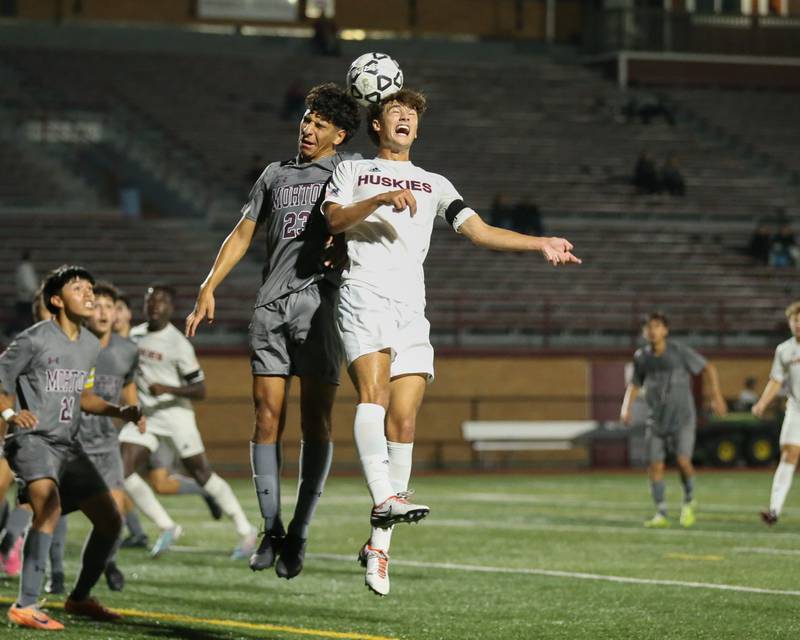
left=248, top=529, right=283, bottom=570
left=232, top=526, right=259, bottom=561
left=64, top=596, right=121, bottom=622
left=2, top=536, right=23, bottom=576
left=45, top=571, right=66, bottom=595
left=362, top=545, right=390, bottom=596
left=150, top=525, right=182, bottom=558
left=120, top=532, right=150, bottom=549
left=275, top=533, right=307, bottom=580
left=104, top=561, right=125, bottom=592
left=370, top=493, right=430, bottom=529
left=679, top=501, right=696, bottom=528
left=203, top=494, right=223, bottom=520
left=761, top=509, right=779, bottom=526
left=8, top=603, right=64, bottom=630
left=643, top=513, right=671, bottom=528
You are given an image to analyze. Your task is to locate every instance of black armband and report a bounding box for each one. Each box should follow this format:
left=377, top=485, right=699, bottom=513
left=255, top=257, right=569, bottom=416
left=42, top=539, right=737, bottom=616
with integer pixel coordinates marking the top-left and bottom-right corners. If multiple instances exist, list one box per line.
left=444, top=199, right=469, bottom=227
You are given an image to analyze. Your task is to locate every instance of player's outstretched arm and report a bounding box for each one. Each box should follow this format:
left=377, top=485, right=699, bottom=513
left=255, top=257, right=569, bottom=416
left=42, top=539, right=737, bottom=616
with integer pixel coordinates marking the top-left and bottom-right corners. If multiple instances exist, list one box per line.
left=702, top=363, right=728, bottom=417
left=148, top=381, right=206, bottom=401
left=324, top=189, right=417, bottom=234
left=620, top=384, right=640, bottom=426
left=80, top=389, right=144, bottom=427
left=752, top=379, right=782, bottom=418
left=186, top=217, right=258, bottom=337
left=457, top=215, right=581, bottom=266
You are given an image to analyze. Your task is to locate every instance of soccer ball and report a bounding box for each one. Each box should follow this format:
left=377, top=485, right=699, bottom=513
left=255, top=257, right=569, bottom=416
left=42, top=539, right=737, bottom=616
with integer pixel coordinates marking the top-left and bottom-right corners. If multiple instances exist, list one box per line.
left=346, top=53, right=403, bottom=107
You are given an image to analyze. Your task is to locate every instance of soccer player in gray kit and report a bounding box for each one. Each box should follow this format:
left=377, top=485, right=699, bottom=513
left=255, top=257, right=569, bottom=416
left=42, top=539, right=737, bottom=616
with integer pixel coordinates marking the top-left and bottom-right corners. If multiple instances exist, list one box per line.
left=621, top=312, right=727, bottom=528
left=186, top=83, right=360, bottom=579
left=0, top=265, right=144, bottom=630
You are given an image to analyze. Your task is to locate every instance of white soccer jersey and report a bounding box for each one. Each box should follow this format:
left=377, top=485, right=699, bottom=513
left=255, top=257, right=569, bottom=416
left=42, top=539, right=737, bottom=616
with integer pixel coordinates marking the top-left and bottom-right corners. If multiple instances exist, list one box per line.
left=770, top=337, right=800, bottom=410
left=323, top=158, right=476, bottom=311
left=129, top=322, right=205, bottom=435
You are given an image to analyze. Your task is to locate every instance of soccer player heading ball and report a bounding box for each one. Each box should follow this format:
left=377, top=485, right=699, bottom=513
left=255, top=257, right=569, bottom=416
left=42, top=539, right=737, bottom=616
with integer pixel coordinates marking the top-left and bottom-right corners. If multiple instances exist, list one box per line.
left=322, top=88, right=580, bottom=596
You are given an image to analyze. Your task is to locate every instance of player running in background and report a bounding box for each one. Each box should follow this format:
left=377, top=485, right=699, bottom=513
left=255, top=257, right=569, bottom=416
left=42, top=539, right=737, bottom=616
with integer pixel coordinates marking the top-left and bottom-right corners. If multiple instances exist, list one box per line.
left=753, top=301, right=800, bottom=525
left=46, top=282, right=140, bottom=595
left=321, top=89, right=580, bottom=596
left=186, top=83, right=360, bottom=578
left=120, top=284, right=254, bottom=558
left=0, top=265, right=144, bottom=630
left=621, top=312, right=727, bottom=529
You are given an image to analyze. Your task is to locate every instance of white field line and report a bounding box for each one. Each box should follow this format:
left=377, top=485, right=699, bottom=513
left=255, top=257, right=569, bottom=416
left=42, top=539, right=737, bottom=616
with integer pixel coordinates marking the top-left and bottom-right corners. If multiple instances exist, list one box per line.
left=734, top=547, right=800, bottom=556
left=311, top=553, right=800, bottom=598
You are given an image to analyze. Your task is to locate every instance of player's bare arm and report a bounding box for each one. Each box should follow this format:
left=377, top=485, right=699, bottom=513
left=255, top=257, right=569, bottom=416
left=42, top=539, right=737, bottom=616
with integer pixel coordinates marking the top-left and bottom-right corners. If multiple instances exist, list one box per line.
left=0, top=385, right=38, bottom=428
left=752, top=378, right=782, bottom=418
left=186, top=217, right=258, bottom=337
left=324, top=189, right=417, bottom=234
left=620, top=384, right=640, bottom=425
left=702, top=363, right=728, bottom=416
left=457, top=215, right=581, bottom=266
left=80, top=389, right=143, bottom=426
left=148, top=381, right=206, bottom=401
left=121, top=381, right=146, bottom=433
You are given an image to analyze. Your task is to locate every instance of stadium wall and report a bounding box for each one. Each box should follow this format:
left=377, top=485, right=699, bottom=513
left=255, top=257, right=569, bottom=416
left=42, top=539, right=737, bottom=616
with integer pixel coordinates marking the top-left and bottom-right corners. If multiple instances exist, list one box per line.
left=194, top=354, right=773, bottom=473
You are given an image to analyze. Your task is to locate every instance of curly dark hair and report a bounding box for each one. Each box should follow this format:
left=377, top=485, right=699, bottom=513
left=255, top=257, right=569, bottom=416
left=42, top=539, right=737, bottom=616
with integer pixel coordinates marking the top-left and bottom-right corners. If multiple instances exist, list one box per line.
left=366, top=88, right=427, bottom=146
left=305, top=83, right=360, bottom=143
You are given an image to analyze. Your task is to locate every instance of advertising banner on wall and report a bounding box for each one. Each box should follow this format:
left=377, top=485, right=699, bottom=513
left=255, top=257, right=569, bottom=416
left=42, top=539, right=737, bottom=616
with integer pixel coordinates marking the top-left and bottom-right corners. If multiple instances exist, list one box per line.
left=198, top=0, right=298, bottom=22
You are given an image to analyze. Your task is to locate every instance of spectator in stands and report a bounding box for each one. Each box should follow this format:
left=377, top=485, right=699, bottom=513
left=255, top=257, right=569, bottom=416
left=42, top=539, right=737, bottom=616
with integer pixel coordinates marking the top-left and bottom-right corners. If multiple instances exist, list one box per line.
left=14, top=249, right=38, bottom=332
left=512, top=196, right=544, bottom=236
left=489, top=193, right=514, bottom=230
left=660, top=153, right=686, bottom=197
left=736, top=377, right=759, bottom=412
left=633, top=151, right=660, bottom=195
left=281, top=81, right=306, bottom=122
left=312, top=16, right=340, bottom=56
left=748, top=222, right=772, bottom=265
left=622, top=95, right=675, bottom=126
left=771, top=223, right=800, bottom=268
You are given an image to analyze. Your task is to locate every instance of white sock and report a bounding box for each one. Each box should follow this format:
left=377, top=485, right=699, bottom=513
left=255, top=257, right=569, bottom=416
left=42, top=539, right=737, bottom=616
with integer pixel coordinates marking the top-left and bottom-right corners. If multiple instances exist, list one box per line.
left=354, top=403, right=393, bottom=506
left=770, top=461, right=796, bottom=516
left=371, top=441, right=414, bottom=552
left=124, top=473, right=174, bottom=531
left=204, top=473, right=252, bottom=537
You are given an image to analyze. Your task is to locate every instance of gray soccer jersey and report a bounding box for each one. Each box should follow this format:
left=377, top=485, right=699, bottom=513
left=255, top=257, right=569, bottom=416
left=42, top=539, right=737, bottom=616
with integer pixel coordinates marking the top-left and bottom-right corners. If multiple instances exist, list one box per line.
left=242, top=152, right=359, bottom=308
left=77, top=333, right=138, bottom=454
left=632, top=340, right=707, bottom=435
left=769, top=337, right=800, bottom=411
left=0, top=320, right=100, bottom=446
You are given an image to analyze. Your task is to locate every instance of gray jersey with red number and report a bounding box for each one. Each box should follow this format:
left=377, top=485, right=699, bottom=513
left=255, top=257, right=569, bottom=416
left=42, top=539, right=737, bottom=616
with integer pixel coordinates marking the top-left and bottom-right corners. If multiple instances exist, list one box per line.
left=0, top=320, right=101, bottom=446
left=77, top=333, right=138, bottom=454
left=242, top=152, right=359, bottom=308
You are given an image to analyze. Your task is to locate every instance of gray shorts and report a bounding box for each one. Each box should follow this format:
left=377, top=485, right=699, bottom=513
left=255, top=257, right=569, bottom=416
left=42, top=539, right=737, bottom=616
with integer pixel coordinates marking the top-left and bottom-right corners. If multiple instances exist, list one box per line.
left=5, top=434, right=109, bottom=515
left=646, top=424, right=696, bottom=463
left=249, top=282, right=342, bottom=385
left=86, top=449, right=125, bottom=492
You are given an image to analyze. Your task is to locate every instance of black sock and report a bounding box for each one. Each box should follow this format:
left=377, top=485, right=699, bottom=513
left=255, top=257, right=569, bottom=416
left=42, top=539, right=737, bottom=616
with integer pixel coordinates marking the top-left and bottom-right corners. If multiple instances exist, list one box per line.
left=69, top=528, right=117, bottom=602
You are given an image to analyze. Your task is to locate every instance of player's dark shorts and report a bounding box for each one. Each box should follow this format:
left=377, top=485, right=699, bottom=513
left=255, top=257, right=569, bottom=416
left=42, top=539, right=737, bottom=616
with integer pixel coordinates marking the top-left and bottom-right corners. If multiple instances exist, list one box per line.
left=646, top=423, right=696, bottom=463
left=249, top=282, right=343, bottom=385
left=86, top=449, right=125, bottom=492
left=4, top=434, right=109, bottom=514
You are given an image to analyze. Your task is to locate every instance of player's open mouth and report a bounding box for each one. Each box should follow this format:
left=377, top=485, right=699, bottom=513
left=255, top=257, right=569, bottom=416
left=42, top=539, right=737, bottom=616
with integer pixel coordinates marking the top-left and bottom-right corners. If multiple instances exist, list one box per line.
left=395, top=125, right=410, bottom=136
left=300, top=138, right=315, bottom=148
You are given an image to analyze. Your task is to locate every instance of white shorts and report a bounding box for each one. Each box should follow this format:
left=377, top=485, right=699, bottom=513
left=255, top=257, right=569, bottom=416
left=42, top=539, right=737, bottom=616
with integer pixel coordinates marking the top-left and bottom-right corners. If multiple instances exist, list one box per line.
left=338, top=284, right=434, bottom=381
left=780, top=404, right=800, bottom=447
left=118, top=420, right=206, bottom=459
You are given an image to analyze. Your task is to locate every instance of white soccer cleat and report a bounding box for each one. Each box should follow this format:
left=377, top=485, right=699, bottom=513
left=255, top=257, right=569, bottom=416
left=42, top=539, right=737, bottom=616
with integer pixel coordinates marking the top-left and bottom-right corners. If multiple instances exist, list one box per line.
left=361, top=545, right=390, bottom=597
left=370, top=493, right=429, bottom=529
left=150, top=525, right=183, bottom=558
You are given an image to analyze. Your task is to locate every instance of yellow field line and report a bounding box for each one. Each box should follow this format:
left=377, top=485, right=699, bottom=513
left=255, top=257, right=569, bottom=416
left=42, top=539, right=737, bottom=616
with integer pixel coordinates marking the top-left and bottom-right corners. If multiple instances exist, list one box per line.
left=0, top=596, right=394, bottom=640
left=664, top=553, right=724, bottom=562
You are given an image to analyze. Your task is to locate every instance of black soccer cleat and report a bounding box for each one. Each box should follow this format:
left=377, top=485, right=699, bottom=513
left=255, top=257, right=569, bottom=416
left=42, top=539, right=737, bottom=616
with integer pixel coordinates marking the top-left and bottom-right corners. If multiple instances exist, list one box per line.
left=120, top=533, right=150, bottom=549
left=104, top=561, right=125, bottom=592
left=249, top=532, right=284, bottom=572
left=203, top=494, right=223, bottom=521
left=45, top=571, right=65, bottom=595
left=760, top=509, right=779, bottom=526
left=275, top=534, right=307, bottom=580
